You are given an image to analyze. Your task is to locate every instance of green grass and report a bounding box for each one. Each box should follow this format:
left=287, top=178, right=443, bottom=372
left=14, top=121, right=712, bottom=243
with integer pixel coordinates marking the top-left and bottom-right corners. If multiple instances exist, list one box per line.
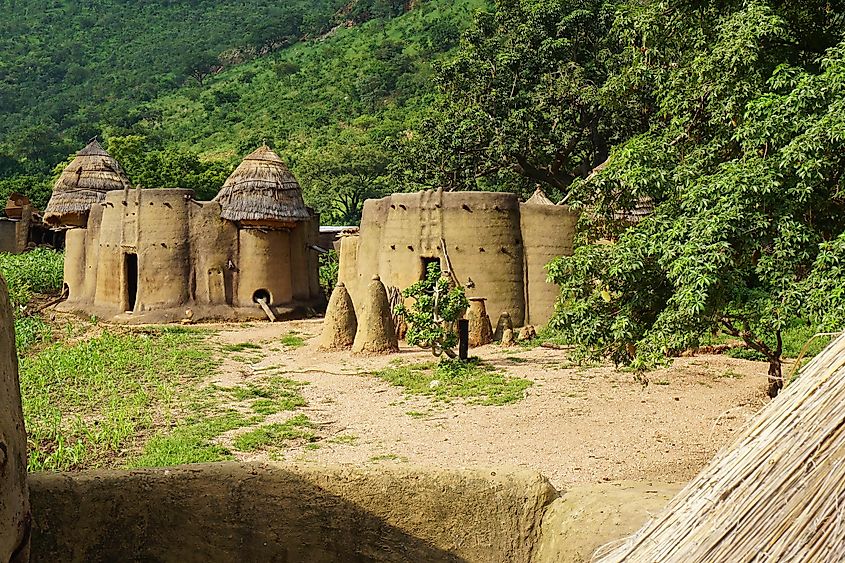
left=280, top=332, right=306, bottom=348
left=371, top=357, right=533, bottom=406
left=328, top=434, right=358, bottom=445
left=20, top=327, right=219, bottom=471
left=232, top=414, right=316, bottom=451
left=0, top=249, right=65, bottom=353
left=219, top=376, right=308, bottom=414
left=129, top=411, right=256, bottom=467
left=221, top=342, right=262, bottom=352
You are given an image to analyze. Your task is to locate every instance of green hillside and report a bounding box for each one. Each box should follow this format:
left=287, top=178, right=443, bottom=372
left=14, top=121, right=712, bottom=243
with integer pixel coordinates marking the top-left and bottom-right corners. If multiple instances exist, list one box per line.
left=0, top=0, right=475, bottom=220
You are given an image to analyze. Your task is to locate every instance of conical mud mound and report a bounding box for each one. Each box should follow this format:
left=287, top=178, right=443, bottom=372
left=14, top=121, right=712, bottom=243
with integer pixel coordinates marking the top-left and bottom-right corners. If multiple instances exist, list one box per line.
left=352, top=275, right=399, bottom=355
left=319, top=283, right=357, bottom=351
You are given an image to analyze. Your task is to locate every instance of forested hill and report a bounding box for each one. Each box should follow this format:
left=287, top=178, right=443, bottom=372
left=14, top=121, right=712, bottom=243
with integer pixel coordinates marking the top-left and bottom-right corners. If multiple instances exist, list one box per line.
left=1, top=0, right=474, bottom=218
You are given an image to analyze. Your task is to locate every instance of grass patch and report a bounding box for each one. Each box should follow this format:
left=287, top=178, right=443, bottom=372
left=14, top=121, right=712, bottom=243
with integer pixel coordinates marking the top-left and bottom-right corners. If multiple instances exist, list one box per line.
left=232, top=414, right=315, bottom=451
left=129, top=411, right=255, bottom=467
left=20, top=327, right=219, bottom=471
left=280, top=332, right=306, bottom=348
left=219, top=377, right=308, bottom=414
left=221, top=342, right=262, bottom=352
left=328, top=434, right=358, bottom=445
left=371, top=357, right=532, bottom=406
left=0, top=249, right=65, bottom=353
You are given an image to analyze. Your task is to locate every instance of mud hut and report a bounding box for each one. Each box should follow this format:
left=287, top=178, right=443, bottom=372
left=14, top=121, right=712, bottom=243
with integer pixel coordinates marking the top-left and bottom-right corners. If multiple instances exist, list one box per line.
left=55, top=145, right=322, bottom=323
left=338, top=188, right=578, bottom=328
left=43, top=139, right=130, bottom=228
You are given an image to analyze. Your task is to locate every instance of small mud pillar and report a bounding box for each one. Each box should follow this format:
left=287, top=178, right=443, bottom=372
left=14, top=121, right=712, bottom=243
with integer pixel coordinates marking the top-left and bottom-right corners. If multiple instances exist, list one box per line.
left=493, top=312, right=513, bottom=342
left=467, top=298, right=493, bottom=348
left=320, top=283, right=358, bottom=351
left=0, top=274, right=31, bottom=562
left=352, top=275, right=399, bottom=355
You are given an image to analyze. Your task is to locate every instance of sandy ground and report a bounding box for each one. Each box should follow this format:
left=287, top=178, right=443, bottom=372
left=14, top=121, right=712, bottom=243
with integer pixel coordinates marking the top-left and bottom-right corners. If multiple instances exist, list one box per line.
left=209, top=319, right=771, bottom=490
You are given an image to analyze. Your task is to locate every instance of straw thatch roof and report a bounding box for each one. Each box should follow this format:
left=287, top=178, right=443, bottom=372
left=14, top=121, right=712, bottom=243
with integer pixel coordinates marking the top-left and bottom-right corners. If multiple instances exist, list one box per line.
left=594, top=330, right=845, bottom=562
left=43, top=140, right=130, bottom=226
left=524, top=188, right=555, bottom=206
left=214, top=145, right=310, bottom=227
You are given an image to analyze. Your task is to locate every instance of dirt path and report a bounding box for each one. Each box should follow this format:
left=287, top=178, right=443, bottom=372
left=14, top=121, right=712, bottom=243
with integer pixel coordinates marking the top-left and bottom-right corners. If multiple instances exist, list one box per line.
left=209, top=319, right=769, bottom=489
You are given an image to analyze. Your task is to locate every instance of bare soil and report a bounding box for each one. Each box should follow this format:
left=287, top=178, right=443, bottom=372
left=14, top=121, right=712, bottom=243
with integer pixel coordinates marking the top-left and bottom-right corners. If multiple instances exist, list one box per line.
left=210, top=319, right=771, bottom=489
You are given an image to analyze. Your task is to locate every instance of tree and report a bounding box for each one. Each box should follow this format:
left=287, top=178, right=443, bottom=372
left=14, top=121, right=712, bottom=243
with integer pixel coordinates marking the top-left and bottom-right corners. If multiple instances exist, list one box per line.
left=394, top=0, right=645, bottom=200
left=394, top=263, right=469, bottom=358
left=183, top=51, right=221, bottom=87
left=548, top=1, right=845, bottom=397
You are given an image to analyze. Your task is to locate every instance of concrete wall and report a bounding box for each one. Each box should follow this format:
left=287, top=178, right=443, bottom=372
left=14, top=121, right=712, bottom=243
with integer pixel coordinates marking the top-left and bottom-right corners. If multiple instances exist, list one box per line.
left=339, top=190, right=577, bottom=328
left=29, top=463, right=558, bottom=563
left=0, top=274, right=30, bottom=562
left=59, top=188, right=321, bottom=322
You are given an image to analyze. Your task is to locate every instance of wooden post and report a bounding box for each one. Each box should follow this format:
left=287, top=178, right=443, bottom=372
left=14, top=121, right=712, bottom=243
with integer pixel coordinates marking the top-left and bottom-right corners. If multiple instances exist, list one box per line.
left=458, top=319, right=469, bottom=361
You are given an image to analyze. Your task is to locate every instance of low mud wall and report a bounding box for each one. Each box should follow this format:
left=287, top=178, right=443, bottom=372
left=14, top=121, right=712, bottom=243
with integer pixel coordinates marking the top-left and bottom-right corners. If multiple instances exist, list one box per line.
left=28, top=463, right=558, bottom=563
left=27, top=463, right=679, bottom=562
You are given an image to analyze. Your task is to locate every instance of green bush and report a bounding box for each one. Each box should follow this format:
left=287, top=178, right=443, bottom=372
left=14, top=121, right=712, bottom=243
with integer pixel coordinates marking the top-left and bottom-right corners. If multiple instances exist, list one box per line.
left=319, top=250, right=339, bottom=297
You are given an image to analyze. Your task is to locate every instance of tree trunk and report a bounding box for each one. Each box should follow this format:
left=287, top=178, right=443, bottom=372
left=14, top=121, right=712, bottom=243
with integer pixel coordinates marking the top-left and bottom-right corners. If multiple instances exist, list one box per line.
left=767, top=358, right=783, bottom=398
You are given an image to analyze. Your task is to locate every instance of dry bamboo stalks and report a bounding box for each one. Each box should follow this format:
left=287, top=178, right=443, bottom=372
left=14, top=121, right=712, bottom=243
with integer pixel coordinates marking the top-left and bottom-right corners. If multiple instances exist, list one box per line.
left=593, top=332, right=845, bottom=562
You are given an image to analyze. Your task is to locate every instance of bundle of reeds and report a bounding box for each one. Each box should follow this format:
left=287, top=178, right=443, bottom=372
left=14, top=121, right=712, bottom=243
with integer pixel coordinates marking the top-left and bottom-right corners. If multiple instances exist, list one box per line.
left=214, top=145, right=310, bottom=228
left=593, top=331, right=845, bottom=562
left=43, top=140, right=130, bottom=227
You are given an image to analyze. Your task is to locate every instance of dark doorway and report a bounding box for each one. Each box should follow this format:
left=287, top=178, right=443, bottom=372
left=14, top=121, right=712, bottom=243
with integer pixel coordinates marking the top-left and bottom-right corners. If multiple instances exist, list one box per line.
left=420, top=257, right=441, bottom=278
left=125, top=253, right=138, bottom=312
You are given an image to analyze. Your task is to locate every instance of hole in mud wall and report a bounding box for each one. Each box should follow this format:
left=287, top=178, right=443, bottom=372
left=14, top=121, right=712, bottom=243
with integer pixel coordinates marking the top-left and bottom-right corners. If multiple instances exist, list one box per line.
left=124, top=253, right=138, bottom=312
left=62, top=282, right=69, bottom=298
left=252, top=289, right=272, bottom=304
left=420, top=258, right=441, bottom=290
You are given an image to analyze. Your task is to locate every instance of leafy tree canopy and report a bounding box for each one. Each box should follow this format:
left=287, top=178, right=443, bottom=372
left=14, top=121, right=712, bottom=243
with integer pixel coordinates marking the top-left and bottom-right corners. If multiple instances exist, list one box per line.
left=542, top=0, right=845, bottom=396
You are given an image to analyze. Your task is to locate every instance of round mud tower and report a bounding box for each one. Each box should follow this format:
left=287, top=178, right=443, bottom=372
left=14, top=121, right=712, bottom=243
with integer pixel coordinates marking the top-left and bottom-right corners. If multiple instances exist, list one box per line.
left=467, top=298, right=494, bottom=348
left=352, top=275, right=399, bottom=355
left=320, top=283, right=357, bottom=350
left=0, top=274, right=31, bottom=563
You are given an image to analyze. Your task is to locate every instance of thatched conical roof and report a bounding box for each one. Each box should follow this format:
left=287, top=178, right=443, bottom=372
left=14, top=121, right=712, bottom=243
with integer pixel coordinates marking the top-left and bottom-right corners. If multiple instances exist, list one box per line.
left=43, top=140, right=130, bottom=227
left=524, top=188, right=555, bottom=206
left=214, top=145, right=310, bottom=227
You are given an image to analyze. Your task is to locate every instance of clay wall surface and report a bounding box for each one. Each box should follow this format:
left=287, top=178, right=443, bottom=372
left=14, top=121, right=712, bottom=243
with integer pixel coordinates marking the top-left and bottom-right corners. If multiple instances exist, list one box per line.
left=341, top=190, right=578, bottom=328
left=519, top=203, right=578, bottom=326
left=58, top=189, right=321, bottom=322
left=342, top=191, right=533, bottom=327
left=188, top=201, right=237, bottom=307
left=0, top=220, right=19, bottom=253
left=28, top=463, right=557, bottom=563
left=0, top=274, right=30, bottom=562
left=129, top=189, right=193, bottom=311
left=237, top=229, right=293, bottom=306
left=443, top=191, right=526, bottom=326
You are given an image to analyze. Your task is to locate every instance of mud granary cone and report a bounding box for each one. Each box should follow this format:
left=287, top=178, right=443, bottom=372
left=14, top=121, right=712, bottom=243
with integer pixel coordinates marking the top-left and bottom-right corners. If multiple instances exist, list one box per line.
left=352, top=275, right=399, bottom=355
left=319, top=282, right=357, bottom=351
left=467, top=298, right=494, bottom=348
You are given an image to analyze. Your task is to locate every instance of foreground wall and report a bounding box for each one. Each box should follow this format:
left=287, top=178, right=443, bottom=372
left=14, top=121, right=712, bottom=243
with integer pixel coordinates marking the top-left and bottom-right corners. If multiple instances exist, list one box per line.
left=29, top=463, right=557, bottom=563
left=0, top=274, right=30, bottom=562
left=27, top=462, right=681, bottom=563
